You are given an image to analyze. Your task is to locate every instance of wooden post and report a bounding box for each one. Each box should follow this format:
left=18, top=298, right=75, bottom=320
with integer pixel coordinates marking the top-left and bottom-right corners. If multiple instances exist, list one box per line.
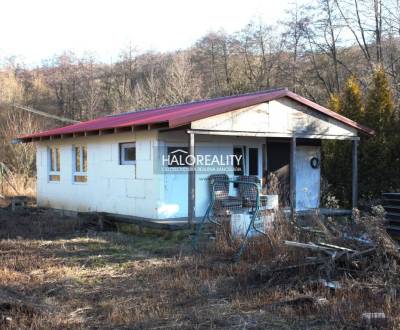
left=262, top=141, right=268, bottom=191
left=188, top=132, right=196, bottom=225
left=290, top=137, right=297, bottom=222
left=352, top=139, right=358, bottom=209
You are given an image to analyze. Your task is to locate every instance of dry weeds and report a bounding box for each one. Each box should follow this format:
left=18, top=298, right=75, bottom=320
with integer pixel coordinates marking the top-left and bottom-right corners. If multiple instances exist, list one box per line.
left=0, top=202, right=399, bottom=329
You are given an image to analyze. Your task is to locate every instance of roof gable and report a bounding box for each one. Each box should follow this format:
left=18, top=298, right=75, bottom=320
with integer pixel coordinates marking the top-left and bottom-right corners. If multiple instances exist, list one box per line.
left=191, top=97, right=358, bottom=139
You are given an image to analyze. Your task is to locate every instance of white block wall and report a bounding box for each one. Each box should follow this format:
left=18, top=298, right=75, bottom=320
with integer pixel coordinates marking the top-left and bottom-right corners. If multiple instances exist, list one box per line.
left=36, top=130, right=161, bottom=219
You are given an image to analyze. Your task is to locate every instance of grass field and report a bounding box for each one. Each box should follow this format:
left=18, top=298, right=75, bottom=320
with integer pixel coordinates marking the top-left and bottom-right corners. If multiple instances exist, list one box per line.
left=0, top=203, right=399, bottom=329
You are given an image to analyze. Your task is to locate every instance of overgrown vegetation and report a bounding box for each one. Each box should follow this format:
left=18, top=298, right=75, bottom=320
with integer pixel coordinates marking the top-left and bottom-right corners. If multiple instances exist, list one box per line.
left=0, top=203, right=399, bottom=328
left=323, top=68, right=400, bottom=206
left=1, top=0, right=400, bottom=202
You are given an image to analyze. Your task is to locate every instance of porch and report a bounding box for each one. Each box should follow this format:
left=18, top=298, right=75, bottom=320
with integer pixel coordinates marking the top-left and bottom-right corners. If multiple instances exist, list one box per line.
left=185, top=129, right=358, bottom=224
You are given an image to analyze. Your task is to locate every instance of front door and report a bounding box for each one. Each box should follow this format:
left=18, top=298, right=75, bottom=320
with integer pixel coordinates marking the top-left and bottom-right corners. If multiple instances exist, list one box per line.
left=295, top=146, right=321, bottom=210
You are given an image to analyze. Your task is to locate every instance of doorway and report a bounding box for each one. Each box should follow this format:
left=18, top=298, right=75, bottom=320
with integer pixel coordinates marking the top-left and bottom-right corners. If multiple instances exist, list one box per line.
left=233, top=145, right=262, bottom=180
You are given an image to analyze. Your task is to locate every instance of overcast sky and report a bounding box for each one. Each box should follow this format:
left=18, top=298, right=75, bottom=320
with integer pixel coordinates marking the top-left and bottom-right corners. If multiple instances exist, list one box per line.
left=1, top=0, right=305, bottom=65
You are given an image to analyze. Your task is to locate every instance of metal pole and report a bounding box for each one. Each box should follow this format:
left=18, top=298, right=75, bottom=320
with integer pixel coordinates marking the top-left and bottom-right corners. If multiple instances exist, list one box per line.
left=188, top=132, right=196, bottom=225
left=290, top=137, right=297, bottom=222
left=352, top=139, right=358, bottom=209
left=13, top=104, right=80, bottom=123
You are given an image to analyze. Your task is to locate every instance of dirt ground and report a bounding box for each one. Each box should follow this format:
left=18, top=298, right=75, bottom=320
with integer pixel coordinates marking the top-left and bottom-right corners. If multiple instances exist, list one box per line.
left=0, top=200, right=399, bottom=329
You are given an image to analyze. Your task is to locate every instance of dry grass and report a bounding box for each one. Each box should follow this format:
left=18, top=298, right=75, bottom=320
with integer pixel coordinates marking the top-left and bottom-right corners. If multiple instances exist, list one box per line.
left=0, top=203, right=399, bottom=329
left=0, top=176, right=36, bottom=198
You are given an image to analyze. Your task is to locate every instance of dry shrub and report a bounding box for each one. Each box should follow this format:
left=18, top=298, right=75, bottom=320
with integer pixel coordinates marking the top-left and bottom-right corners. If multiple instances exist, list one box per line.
left=205, top=210, right=301, bottom=264
left=1, top=175, right=36, bottom=198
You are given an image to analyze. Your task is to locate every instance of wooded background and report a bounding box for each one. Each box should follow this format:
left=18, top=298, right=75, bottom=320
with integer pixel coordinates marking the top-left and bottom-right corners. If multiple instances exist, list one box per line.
left=1, top=0, right=399, bottom=206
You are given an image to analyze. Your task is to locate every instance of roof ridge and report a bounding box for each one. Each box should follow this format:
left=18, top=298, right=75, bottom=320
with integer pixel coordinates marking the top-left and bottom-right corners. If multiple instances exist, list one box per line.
left=108, top=87, right=288, bottom=117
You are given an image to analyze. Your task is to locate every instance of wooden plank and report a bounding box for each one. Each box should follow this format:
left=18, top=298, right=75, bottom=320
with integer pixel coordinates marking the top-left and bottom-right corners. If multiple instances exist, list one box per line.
left=316, top=242, right=355, bottom=252
left=97, top=213, right=190, bottom=231
left=188, top=132, right=196, bottom=225
left=352, top=140, right=358, bottom=209
left=386, top=212, right=400, bottom=220
left=385, top=225, right=400, bottom=232
left=283, top=240, right=334, bottom=252
left=383, top=193, right=400, bottom=199
left=383, top=205, right=400, bottom=212
left=383, top=199, right=400, bottom=205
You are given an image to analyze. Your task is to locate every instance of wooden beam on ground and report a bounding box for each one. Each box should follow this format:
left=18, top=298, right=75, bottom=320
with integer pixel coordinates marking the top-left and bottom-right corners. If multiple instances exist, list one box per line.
left=188, top=132, right=196, bottom=225
left=87, top=212, right=190, bottom=231
left=290, top=136, right=297, bottom=222
left=352, top=139, right=358, bottom=209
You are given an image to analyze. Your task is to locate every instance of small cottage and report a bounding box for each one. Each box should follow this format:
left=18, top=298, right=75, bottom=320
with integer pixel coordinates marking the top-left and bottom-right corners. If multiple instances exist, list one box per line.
left=18, top=88, right=374, bottom=223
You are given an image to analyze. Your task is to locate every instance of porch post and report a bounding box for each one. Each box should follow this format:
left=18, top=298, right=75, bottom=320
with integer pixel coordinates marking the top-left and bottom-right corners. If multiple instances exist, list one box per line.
left=188, top=132, right=196, bottom=225
left=290, top=137, right=297, bottom=221
left=352, top=139, right=358, bottom=209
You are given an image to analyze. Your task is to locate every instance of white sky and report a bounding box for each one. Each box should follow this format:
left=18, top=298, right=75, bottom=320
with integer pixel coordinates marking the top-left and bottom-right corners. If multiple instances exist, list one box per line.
left=1, top=0, right=303, bottom=65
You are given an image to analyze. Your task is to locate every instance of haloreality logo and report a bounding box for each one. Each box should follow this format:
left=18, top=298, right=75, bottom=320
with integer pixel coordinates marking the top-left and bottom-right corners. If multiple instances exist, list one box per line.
left=154, top=146, right=243, bottom=174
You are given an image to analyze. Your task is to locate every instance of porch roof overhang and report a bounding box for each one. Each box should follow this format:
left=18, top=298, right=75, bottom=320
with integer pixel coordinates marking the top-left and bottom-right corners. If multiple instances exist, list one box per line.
left=17, top=88, right=374, bottom=143
left=186, top=129, right=361, bottom=141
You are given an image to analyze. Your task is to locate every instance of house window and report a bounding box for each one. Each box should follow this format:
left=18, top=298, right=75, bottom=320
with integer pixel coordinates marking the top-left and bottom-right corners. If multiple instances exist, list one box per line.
left=119, top=142, right=136, bottom=165
left=48, top=146, right=60, bottom=181
left=73, top=145, right=87, bottom=183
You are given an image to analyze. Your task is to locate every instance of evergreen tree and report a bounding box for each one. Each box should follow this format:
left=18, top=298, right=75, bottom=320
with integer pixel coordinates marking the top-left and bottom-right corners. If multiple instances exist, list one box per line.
left=340, top=75, right=364, bottom=122
left=322, top=77, right=364, bottom=206
left=329, top=93, right=340, bottom=113
left=364, top=67, right=394, bottom=136
left=360, top=67, right=397, bottom=198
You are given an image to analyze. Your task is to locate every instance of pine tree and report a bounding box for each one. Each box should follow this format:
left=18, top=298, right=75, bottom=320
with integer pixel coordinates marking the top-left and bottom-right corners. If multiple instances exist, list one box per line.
left=360, top=67, right=396, bottom=198
left=322, top=78, right=364, bottom=206
left=364, top=67, right=394, bottom=135
left=340, top=75, right=364, bottom=122
left=328, top=93, right=341, bottom=113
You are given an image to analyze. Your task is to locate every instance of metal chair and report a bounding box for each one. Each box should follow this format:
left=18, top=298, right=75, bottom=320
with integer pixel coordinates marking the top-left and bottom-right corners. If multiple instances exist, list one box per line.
left=208, top=174, right=242, bottom=212
left=193, top=175, right=272, bottom=261
left=193, top=174, right=241, bottom=251
left=238, top=175, right=268, bottom=209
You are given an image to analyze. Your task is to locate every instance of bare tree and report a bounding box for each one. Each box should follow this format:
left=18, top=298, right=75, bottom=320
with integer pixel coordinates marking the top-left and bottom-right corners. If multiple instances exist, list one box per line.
left=164, top=52, right=201, bottom=104
left=0, top=111, right=39, bottom=187
left=79, top=56, right=102, bottom=119
left=280, top=2, right=311, bottom=93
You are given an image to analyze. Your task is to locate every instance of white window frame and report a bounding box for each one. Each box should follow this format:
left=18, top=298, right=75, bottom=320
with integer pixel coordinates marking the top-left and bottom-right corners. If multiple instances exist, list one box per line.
left=233, top=145, right=262, bottom=179
left=119, top=142, right=136, bottom=165
left=48, top=146, right=60, bottom=182
left=73, top=145, right=88, bottom=183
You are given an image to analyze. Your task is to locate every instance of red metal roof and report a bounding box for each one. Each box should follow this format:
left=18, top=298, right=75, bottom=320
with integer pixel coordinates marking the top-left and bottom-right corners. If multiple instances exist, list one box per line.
left=19, top=88, right=374, bottom=141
